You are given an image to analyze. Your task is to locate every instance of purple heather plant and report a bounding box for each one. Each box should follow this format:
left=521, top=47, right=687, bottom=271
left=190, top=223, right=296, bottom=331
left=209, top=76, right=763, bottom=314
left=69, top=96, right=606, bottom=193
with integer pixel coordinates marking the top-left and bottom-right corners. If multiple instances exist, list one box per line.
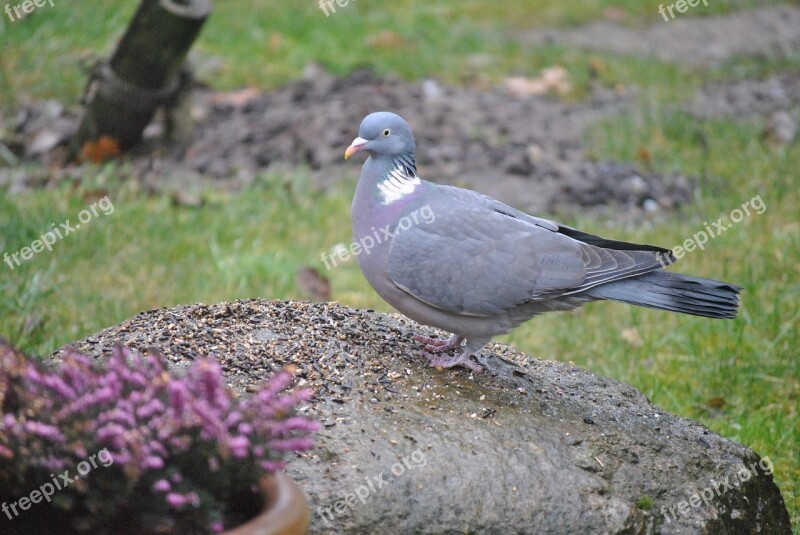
left=0, top=338, right=319, bottom=534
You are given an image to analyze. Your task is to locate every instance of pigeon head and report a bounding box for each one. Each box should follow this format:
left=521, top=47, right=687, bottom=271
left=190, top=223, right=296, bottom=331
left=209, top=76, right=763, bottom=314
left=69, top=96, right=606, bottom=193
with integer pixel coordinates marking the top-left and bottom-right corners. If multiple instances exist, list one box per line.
left=345, top=112, right=415, bottom=160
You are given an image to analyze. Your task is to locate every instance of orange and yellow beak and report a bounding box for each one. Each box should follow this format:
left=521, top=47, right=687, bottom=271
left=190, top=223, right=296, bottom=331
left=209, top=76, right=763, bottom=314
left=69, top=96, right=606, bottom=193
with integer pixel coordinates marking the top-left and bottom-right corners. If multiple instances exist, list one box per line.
left=344, top=137, right=369, bottom=160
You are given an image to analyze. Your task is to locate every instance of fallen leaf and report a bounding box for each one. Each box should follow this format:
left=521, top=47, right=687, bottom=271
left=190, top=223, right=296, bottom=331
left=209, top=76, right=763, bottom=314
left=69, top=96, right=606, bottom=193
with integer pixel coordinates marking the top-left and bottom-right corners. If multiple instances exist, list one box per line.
left=82, top=189, right=110, bottom=203
left=621, top=327, right=643, bottom=347
left=504, top=66, right=571, bottom=97
left=366, top=30, right=411, bottom=49
left=603, top=7, right=628, bottom=22
left=171, top=190, right=204, bottom=208
left=637, top=147, right=651, bottom=166
left=588, top=56, right=606, bottom=77
left=206, top=87, right=261, bottom=108
left=80, top=136, right=121, bottom=163
left=269, top=32, right=284, bottom=51
left=296, top=266, right=331, bottom=301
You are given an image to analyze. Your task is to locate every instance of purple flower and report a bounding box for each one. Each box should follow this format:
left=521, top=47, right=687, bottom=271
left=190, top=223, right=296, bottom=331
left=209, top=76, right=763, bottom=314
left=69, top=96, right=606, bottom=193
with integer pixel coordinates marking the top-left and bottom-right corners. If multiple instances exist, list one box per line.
left=97, top=408, right=137, bottom=427
left=1, top=340, right=319, bottom=533
left=24, top=369, right=77, bottom=400
left=260, top=460, right=285, bottom=472
left=71, top=443, right=88, bottom=458
left=96, top=423, right=126, bottom=445
left=142, top=456, right=164, bottom=469
left=167, top=381, right=189, bottom=412
left=23, top=421, right=66, bottom=443
left=169, top=435, right=192, bottom=450
left=229, top=436, right=250, bottom=458
left=3, top=414, right=18, bottom=430
left=166, top=492, right=187, bottom=508
left=0, top=444, right=13, bottom=459
left=136, top=398, right=165, bottom=419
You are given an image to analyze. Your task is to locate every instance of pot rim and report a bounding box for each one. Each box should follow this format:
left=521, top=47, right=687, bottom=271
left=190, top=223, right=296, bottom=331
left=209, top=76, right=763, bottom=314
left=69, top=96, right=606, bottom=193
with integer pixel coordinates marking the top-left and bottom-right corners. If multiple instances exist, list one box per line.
left=222, top=472, right=309, bottom=535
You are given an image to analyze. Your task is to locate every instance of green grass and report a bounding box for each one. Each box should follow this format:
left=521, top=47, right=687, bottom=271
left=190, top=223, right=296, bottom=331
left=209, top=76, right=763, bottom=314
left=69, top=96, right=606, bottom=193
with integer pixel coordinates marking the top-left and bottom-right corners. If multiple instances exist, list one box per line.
left=1, top=0, right=798, bottom=530
left=0, top=170, right=356, bottom=350
left=0, top=0, right=789, bottom=108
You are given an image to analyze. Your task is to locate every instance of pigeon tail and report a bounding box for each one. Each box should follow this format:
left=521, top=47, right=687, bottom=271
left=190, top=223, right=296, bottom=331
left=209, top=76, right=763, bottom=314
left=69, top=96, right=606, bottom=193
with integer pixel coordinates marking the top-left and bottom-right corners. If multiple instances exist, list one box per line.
left=585, top=270, right=742, bottom=319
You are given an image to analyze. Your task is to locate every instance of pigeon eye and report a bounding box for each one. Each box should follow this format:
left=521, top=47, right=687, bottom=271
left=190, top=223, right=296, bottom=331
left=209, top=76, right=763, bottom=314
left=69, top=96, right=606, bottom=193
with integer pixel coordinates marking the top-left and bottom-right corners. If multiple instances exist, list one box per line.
left=382, top=128, right=391, bottom=137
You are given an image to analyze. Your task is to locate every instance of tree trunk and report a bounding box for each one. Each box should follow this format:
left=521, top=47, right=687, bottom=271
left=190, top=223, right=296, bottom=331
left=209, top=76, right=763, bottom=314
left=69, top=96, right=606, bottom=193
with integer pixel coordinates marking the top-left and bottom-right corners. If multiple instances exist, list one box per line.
left=72, top=0, right=212, bottom=155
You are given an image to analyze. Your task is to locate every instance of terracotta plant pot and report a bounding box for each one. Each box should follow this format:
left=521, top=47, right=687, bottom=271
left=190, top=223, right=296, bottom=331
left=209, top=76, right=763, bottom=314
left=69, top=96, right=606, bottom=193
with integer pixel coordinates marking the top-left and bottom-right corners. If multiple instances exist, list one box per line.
left=223, top=473, right=310, bottom=535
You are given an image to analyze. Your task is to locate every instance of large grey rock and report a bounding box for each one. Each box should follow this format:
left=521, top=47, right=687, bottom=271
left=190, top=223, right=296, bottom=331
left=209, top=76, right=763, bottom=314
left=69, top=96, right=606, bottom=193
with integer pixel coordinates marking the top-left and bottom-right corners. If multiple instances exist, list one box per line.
left=57, top=299, right=792, bottom=534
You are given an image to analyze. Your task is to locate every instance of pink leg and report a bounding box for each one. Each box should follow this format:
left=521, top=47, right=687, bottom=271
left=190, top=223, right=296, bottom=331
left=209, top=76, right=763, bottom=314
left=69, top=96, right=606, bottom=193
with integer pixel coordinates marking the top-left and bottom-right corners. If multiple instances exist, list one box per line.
left=414, top=335, right=489, bottom=372
left=413, top=334, right=462, bottom=353
left=422, top=350, right=483, bottom=372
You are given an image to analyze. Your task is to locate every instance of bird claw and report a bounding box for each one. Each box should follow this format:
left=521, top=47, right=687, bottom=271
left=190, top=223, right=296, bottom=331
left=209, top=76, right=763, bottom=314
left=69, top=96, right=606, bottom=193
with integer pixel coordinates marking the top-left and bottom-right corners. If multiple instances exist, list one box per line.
left=413, top=334, right=481, bottom=371
left=421, top=351, right=483, bottom=373
left=413, top=334, right=461, bottom=353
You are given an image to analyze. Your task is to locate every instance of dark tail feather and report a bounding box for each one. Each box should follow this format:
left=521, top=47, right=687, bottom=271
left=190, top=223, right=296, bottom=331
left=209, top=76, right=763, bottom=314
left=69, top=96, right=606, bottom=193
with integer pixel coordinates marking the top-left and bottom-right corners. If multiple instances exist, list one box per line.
left=585, top=270, right=742, bottom=319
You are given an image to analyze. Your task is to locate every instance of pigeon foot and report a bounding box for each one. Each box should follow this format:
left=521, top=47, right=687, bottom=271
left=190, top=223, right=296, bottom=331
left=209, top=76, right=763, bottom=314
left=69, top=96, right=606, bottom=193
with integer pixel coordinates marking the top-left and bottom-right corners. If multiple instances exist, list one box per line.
left=422, top=350, right=483, bottom=373
left=413, top=334, right=462, bottom=353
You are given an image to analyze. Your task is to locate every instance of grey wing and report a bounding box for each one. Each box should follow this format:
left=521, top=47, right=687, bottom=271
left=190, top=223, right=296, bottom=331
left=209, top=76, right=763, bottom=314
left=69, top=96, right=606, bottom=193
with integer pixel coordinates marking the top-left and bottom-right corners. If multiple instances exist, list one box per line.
left=435, top=184, right=561, bottom=232
left=386, top=198, right=667, bottom=316
left=434, top=184, right=675, bottom=262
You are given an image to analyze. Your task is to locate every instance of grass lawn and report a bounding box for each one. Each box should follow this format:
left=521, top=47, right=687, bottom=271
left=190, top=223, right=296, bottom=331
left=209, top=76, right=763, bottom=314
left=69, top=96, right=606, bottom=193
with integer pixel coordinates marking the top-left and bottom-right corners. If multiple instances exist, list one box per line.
left=1, top=0, right=798, bottom=530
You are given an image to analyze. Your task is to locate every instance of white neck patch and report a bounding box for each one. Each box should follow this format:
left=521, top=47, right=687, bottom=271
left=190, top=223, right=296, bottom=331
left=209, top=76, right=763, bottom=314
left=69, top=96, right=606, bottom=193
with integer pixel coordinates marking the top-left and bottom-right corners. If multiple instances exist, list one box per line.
left=378, top=163, right=421, bottom=204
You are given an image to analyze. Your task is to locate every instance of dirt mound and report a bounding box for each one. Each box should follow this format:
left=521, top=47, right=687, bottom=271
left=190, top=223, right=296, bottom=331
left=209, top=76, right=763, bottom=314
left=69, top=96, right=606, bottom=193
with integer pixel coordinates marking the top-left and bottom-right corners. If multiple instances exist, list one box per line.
left=6, top=6, right=800, bottom=213
left=4, top=68, right=693, bottom=215
left=520, top=4, right=800, bottom=67
left=688, top=73, right=800, bottom=120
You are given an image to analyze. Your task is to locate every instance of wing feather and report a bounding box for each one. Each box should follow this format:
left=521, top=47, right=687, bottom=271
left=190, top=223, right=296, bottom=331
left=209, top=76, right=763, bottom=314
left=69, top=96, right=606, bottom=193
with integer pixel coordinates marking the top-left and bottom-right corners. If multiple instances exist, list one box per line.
left=386, top=185, right=668, bottom=316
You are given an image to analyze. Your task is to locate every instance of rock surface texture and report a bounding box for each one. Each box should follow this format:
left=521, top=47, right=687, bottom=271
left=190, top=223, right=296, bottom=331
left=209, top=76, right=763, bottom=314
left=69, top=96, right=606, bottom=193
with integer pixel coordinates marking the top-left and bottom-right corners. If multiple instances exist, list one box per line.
left=56, top=300, right=792, bottom=534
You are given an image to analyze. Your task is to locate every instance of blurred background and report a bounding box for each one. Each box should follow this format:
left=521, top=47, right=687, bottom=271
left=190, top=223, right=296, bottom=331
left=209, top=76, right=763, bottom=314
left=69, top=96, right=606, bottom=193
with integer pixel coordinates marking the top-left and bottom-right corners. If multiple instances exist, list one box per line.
left=0, top=0, right=798, bottom=528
